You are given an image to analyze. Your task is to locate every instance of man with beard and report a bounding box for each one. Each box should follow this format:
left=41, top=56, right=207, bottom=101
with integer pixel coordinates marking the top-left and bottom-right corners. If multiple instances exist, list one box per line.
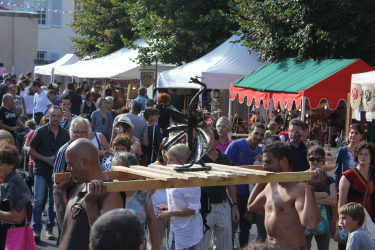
left=286, top=119, right=310, bottom=172
left=248, top=142, right=326, bottom=250
left=54, top=139, right=124, bottom=250
left=28, top=106, right=70, bottom=241
left=225, top=122, right=265, bottom=248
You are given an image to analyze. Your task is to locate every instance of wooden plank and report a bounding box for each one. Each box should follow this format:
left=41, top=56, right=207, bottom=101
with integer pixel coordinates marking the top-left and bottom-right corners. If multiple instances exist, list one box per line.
left=111, top=166, right=178, bottom=181
left=236, top=165, right=264, bottom=171
left=88, top=171, right=315, bottom=192
left=206, top=163, right=273, bottom=176
left=129, top=165, right=197, bottom=180
left=148, top=164, right=219, bottom=179
left=210, top=167, right=247, bottom=176
left=54, top=171, right=144, bottom=183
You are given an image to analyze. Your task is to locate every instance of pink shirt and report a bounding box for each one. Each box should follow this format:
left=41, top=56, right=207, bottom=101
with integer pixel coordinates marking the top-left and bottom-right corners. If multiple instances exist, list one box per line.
left=216, top=138, right=233, bottom=153
left=0, top=67, right=6, bottom=76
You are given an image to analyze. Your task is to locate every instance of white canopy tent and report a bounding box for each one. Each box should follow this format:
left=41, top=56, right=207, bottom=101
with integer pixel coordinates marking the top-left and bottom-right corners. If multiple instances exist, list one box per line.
left=352, top=71, right=375, bottom=85
left=34, top=53, right=79, bottom=76
left=54, top=39, right=175, bottom=79
left=156, top=35, right=266, bottom=89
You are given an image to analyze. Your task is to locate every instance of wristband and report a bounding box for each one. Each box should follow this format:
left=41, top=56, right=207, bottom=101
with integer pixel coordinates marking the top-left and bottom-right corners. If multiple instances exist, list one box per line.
left=304, top=184, right=314, bottom=189
left=232, top=203, right=238, bottom=206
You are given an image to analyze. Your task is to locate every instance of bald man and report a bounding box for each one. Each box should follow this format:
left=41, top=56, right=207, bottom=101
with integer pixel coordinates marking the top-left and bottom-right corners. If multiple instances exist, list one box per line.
left=53, top=138, right=125, bottom=250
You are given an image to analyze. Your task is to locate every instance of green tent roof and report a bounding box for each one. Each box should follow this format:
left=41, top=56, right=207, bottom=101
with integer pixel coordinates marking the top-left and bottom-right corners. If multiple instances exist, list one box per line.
left=232, top=58, right=357, bottom=93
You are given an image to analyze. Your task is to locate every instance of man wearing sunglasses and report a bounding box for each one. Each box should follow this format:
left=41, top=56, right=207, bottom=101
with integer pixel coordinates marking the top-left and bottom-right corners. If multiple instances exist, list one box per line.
left=286, top=118, right=310, bottom=172
left=216, top=116, right=233, bottom=153
left=248, top=141, right=327, bottom=250
left=28, top=106, right=70, bottom=242
left=92, top=81, right=102, bottom=102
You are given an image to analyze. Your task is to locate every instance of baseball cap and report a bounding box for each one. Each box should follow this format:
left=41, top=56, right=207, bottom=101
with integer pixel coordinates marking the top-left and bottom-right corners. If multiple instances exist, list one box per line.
left=113, top=114, right=134, bottom=129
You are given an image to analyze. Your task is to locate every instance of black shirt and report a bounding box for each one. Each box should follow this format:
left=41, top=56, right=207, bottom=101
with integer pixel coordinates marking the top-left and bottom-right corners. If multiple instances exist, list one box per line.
left=141, top=125, right=162, bottom=165
left=0, top=84, right=9, bottom=104
left=201, top=150, right=231, bottom=203
left=29, top=124, right=70, bottom=180
left=67, top=91, right=82, bottom=116
left=288, top=140, right=309, bottom=172
left=0, top=106, right=18, bottom=135
left=82, top=101, right=97, bottom=116
left=169, top=93, right=184, bottom=112
left=156, top=104, right=171, bottom=136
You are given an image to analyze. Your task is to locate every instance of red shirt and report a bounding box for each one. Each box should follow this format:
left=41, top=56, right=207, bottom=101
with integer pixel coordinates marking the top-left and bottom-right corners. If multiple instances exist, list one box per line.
left=27, top=130, right=35, bottom=165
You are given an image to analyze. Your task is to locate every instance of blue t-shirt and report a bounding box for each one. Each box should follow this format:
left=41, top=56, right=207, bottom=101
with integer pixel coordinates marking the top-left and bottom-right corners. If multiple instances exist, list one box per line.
left=225, top=138, right=263, bottom=196
left=129, top=96, right=148, bottom=111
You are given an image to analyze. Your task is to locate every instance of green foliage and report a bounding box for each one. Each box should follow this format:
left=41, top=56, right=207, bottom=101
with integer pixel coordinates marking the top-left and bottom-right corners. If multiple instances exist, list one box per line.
left=125, top=0, right=239, bottom=65
left=229, top=0, right=375, bottom=66
left=69, top=0, right=137, bottom=58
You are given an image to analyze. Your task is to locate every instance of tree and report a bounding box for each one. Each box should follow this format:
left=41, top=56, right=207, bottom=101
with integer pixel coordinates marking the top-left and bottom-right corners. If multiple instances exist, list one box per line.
left=69, top=0, right=137, bottom=58
left=229, top=0, right=375, bottom=66
left=124, top=0, right=239, bottom=65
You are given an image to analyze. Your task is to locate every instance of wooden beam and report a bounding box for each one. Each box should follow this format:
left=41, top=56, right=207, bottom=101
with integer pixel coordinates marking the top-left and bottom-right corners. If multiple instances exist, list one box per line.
left=235, top=165, right=264, bottom=171
left=129, top=165, right=198, bottom=180
left=54, top=171, right=144, bottom=183
left=111, top=166, right=178, bottom=181
left=206, top=163, right=273, bottom=176
left=88, top=171, right=315, bottom=192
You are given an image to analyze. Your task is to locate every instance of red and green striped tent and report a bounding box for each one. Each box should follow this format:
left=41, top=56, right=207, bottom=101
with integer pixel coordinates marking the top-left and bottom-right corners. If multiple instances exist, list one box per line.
left=230, top=58, right=374, bottom=110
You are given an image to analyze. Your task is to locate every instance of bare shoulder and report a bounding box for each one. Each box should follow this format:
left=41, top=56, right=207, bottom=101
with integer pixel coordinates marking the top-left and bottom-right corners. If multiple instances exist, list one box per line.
left=293, top=182, right=307, bottom=198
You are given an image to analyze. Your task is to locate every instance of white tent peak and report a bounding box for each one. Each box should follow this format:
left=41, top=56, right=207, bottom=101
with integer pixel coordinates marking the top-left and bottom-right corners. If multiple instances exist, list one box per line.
left=157, top=35, right=266, bottom=89
left=54, top=38, right=175, bottom=79
left=34, top=54, right=80, bottom=76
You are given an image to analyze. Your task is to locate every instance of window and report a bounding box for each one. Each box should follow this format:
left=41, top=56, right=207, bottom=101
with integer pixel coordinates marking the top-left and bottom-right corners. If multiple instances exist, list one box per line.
left=50, top=0, right=62, bottom=27
left=37, top=51, right=47, bottom=60
left=49, top=52, right=60, bottom=61
left=25, top=0, right=48, bottom=26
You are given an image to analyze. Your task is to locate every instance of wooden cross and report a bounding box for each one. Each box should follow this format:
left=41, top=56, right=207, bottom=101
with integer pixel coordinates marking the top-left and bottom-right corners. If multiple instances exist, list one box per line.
left=54, top=164, right=314, bottom=192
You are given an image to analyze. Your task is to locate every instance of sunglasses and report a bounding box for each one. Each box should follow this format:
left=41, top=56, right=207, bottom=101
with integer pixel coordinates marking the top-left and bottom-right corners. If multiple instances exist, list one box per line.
left=288, top=129, right=300, bottom=134
left=70, top=202, right=83, bottom=218
left=102, top=118, right=105, bottom=125
left=308, top=157, right=324, bottom=162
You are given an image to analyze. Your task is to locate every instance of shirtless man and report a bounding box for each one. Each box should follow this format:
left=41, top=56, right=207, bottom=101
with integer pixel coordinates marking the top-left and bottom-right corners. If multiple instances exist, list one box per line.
left=54, top=138, right=124, bottom=250
left=248, top=141, right=327, bottom=250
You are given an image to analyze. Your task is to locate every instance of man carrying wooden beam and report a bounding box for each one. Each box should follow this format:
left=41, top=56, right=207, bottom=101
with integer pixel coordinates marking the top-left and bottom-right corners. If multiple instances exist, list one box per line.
left=248, top=141, right=327, bottom=250
left=53, top=138, right=125, bottom=250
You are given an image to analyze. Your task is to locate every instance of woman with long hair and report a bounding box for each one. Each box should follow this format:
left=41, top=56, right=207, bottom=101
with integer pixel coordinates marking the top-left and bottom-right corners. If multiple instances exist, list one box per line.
left=334, top=124, right=364, bottom=189
left=91, top=97, right=113, bottom=142
left=305, top=146, right=337, bottom=250
left=80, top=81, right=90, bottom=99
left=82, top=91, right=98, bottom=116
left=24, top=84, right=35, bottom=120
left=157, top=144, right=203, bottom=250
left=338, top=142, right=375, bottom=250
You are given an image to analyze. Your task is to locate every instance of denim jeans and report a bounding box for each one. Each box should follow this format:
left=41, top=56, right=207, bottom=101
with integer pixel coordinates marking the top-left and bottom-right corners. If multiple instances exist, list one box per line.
left=32, top=174, right=55, bottom=232
left=254, top=213, right=267, bottom=242
left=232, top=193, right=252, bottom=248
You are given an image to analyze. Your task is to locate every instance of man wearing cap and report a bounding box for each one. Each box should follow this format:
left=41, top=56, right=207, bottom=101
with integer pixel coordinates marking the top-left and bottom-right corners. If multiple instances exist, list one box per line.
left=116, top=101, right=149, bottom=147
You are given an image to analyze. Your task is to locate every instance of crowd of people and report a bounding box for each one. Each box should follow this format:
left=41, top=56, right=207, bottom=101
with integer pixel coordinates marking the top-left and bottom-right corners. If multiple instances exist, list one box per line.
left=0, top=71, right=374, bottom=250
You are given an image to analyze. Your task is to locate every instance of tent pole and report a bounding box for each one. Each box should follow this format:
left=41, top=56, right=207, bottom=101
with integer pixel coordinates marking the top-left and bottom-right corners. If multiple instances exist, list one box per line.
left=228, top=90, right=232, bottom=140
left=301, top=97, right=306, bottom=121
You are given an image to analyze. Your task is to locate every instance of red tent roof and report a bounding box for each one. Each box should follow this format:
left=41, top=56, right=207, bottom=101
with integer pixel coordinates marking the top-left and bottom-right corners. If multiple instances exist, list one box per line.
left=230, top=58, right=374, bottom=110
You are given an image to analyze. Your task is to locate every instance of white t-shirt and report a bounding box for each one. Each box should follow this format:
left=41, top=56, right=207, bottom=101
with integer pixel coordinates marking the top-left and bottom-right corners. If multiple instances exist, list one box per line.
left=24, top=94, right=34, bottom=114
left=167, top=187, right=203, bottom=249
left=33, top=90, right=52, bottom=115
left=348, top=151, right=357, bottom=170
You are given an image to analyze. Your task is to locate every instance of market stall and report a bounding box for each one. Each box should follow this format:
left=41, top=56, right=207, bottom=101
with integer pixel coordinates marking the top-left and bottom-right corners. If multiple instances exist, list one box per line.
left=230, top=58, right=373, bottom=147
left=349, top=70, right=375, bottom=143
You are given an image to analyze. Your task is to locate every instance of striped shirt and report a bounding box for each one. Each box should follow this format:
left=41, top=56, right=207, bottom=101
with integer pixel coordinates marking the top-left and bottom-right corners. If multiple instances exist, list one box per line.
left=53, top=141, right=70, bottom=175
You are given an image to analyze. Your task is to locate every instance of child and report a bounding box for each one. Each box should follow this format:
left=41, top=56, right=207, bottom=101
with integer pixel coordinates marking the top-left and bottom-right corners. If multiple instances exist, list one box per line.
left=338, top=202, right=375, bottom=250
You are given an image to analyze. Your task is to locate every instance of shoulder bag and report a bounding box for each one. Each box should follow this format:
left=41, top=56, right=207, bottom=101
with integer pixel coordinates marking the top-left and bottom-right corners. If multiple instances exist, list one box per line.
left=5, top=206, right=36, bottom=250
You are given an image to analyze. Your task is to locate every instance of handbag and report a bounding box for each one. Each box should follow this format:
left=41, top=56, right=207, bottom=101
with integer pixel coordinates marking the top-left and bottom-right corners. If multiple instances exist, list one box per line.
left=5, top=207, right=36, bottom=250
left=305, top=203, right=331, bottom=236
left=334, top=169, right=372, bottom=243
